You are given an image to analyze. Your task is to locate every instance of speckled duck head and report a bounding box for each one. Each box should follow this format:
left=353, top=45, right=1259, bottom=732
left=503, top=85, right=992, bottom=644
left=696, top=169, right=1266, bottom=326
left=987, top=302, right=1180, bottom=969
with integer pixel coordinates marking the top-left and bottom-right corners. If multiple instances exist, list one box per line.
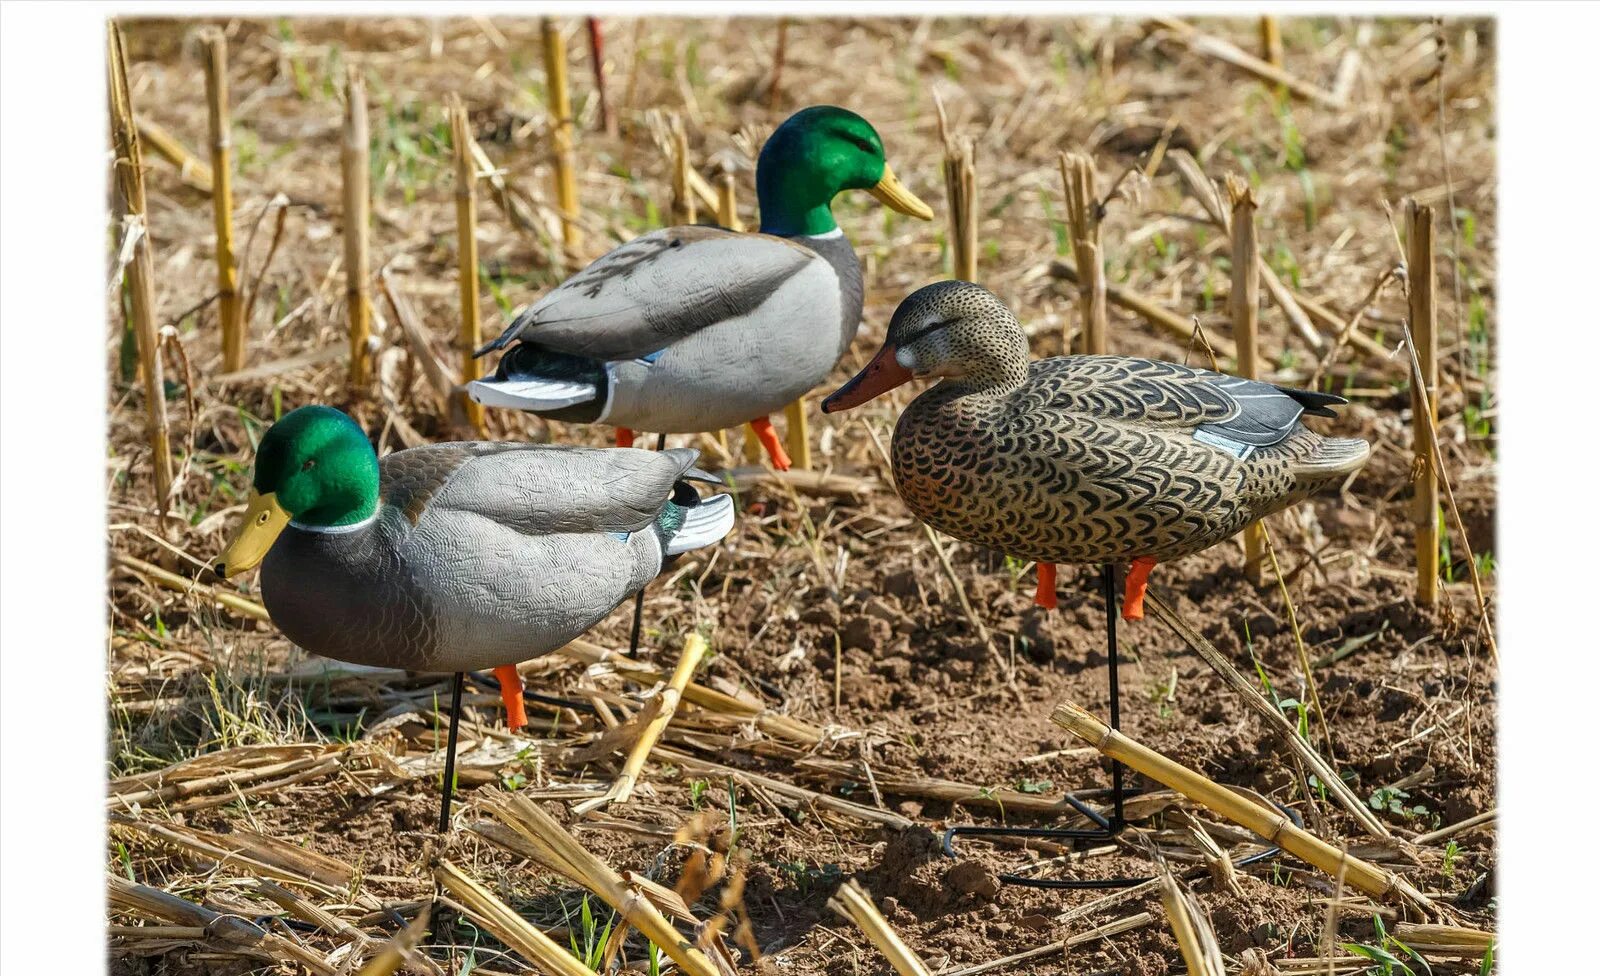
left=214, top=406, right=379, bottom=577
left=822, top=281, right=1028, bottom=412
left=756, top=105, right=934, bottom=236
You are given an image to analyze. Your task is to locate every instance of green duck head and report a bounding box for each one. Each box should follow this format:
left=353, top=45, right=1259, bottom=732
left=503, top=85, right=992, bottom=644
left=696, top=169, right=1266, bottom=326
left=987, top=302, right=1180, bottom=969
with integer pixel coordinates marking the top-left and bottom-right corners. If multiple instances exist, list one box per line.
left=822, top=280, right=1028, bottom=412
left=215, top=406, right=379, bottom=577
left=756, top=105, right=934, bottom=236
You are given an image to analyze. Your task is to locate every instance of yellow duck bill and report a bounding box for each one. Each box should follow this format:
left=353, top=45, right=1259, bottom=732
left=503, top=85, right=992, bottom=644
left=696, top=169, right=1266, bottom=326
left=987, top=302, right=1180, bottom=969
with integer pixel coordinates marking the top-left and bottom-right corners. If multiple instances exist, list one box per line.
left=214, top=490, right=290, bottom=577
left=867, top=163, right=935, bottom=220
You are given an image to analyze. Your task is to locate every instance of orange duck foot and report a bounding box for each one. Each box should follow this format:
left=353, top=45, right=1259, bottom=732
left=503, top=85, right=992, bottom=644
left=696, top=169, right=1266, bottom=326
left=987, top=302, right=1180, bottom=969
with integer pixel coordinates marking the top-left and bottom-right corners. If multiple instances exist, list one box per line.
left=494, top=663, right=527, bottom=732
left=750, top=416, right=792, bottom=471
left=615, top=427, right=636, bottom=448
left=1034, top=562, right=1058, bottom=609
left=1121, top=556, right=1158, bottom=621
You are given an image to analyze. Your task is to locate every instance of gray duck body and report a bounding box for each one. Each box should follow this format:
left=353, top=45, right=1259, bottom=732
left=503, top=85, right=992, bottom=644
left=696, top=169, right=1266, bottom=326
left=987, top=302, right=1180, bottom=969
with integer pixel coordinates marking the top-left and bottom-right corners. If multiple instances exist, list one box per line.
left=468, top=226, right=863, bottom=432
left=261, top=443, right=707, bottom=672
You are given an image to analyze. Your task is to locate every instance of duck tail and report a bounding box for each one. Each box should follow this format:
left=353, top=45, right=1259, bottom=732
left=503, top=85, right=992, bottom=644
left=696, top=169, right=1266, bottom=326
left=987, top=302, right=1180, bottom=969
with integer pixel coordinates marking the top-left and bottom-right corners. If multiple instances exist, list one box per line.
left=465, top=344, right=606, bottom=420
left=659, top=492, right=735, bottom=557
left=1292, top=435, right=1370, bottom=490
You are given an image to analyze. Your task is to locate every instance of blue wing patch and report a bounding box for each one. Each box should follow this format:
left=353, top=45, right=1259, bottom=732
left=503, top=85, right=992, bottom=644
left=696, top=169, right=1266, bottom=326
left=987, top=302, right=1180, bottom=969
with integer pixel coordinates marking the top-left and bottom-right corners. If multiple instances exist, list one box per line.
left=608, top=531, right=632, bottom=542
left=634, top=349, right=666, bottom=365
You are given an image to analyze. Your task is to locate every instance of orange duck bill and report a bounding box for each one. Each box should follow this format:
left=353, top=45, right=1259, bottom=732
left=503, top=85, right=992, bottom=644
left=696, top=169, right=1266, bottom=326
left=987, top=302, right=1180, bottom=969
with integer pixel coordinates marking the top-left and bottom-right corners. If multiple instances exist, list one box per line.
left=821, top=344, right=913, bottom=413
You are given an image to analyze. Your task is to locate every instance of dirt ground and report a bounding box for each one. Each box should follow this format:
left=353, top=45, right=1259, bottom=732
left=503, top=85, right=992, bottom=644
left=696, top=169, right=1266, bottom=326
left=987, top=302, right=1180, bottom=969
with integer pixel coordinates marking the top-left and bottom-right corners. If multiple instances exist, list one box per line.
left=107, top=15, right=1497, bottom=975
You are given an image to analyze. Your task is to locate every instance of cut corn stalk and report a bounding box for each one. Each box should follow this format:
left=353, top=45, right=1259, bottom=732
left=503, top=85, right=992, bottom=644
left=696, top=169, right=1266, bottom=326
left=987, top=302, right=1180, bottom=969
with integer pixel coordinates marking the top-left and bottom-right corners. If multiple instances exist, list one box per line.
left=542, top=17, right=582, bottom=260
left=1060, top=152, right=1107, bottom=354
left=134, top=116, right=213, bottom=192
left=480, top=793, right=729, bottom=976
left=575, top=632, right=708, bottom=812
left=108, top=21, right=175, bottom=515
left=1227, top=175, right=1266, bottom=581
left=1050, top=699, right=1436, bottom=916
left=1406, top=199, right=1439, bottom=605
left=434, top=860, right=593, bottom=976
left=449, top=97, right=487, bottom=434
left=201, top=29, right=243, bottom=372
left=341, top=64, right=372, bottom=387
left=827, top=880, right=932, bottom=976
left=935, top=94, right=978, bottom=283
left=351, top=905, right=431, bottom=976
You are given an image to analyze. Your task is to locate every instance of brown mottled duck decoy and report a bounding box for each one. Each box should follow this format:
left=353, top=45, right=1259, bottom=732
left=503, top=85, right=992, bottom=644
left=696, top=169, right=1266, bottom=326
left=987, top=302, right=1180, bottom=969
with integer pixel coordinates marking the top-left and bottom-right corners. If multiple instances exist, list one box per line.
left=213, top=406, right=735, bottom=830
left=822, top=280, right=1369, bottom=619
left=822, top=281, right=1369, bottom=886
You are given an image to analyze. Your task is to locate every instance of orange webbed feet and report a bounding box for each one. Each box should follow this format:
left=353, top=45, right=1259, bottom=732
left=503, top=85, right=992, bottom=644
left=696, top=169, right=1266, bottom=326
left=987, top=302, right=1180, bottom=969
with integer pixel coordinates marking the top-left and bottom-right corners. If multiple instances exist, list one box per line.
left=1034, top=562, right=1058, bottom=609
left=615, top=427, right=636, bottom=448
left=1121, top=556, right=1158, bottom=621
left=493, top=663, right=527, bottom=732
left=749, top=416, right=792, bottom=471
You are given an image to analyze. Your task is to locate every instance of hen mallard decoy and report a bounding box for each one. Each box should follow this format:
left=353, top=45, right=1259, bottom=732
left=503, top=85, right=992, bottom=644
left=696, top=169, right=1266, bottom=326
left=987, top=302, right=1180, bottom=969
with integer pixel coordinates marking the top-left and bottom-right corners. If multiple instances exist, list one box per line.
left=466, top=105, right=934, bottom=469
left=824, top=280, right=1370, bottom=885
left=822, top=280, right=1370, bottom=619
left=213, top=405, right=734, bottom=827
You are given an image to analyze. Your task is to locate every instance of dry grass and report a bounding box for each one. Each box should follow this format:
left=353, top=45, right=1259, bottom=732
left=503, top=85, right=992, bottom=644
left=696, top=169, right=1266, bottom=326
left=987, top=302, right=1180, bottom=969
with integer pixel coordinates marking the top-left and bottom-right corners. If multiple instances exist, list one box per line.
left=106, top=15, right=1497, bottom=976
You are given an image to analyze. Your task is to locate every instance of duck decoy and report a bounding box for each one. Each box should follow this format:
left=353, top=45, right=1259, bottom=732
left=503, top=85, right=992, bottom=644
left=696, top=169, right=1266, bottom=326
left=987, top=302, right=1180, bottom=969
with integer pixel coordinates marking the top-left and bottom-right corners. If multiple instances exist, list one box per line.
left=822, top=281, right=1369, bottom=884
left=213, top=405, right=735, bottom=831
left=466, top=104, right=935, bottom=470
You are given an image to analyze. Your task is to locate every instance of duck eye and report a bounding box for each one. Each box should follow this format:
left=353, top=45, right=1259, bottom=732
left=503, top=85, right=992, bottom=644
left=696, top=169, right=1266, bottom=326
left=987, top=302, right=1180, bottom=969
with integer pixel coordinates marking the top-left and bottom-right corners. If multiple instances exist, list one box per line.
left=301, top=459, right=316, bottom=472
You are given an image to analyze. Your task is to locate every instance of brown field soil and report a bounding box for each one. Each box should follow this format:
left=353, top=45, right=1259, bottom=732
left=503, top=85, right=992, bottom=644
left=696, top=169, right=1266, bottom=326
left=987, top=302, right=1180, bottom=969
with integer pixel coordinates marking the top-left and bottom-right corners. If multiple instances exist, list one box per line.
left=107, top=15, right=1497, bottom=976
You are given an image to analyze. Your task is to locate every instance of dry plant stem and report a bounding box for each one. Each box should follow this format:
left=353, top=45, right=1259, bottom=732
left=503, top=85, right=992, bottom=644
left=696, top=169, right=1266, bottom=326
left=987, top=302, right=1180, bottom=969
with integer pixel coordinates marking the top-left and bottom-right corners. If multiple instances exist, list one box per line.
left=1150, top=17, right=1344, bottom=109
left=1050, top=261, right=1239, bottom=361
left=670, top=115, right=696, bottom=225
left=378, top=269, right=459, bottom=416
left=1060, top=152, right=1107, bottom=354
left=434, top=860, right=592, bottom=976
left=481, top=794, right=727, bottom=976
left=828, top=880, right=933, bottom=976
left=1399, top=308, right=1499, bottom=662
left=107, top=875, right=338, bottom=976
left=656, top=745, right=912, bottom=829
left=715, top=170, right=743, bottom=232
left=1261, top=521, right=1332, bottom=754
left=352, top=905, right=432, bottom=976
left=449, top=98, right=486, bottom=434
left=1228, top=175, right=1266, bottom=581
left=586, top=17, right=616, bottom=138
left=555, top=639, right=828, bottom=745
left=342, top=65, right=372, bottom=387
left=202, top=30, right=243, bottom=372
left=605, top=632, right=708, bottom=807
left=1158, top=868, right=1224, bottom=976
left=1406, top=200, right=1440, bottom=606
left=784, top=400, right=812, bottom=470
left=108, top=22, right=175, bottom=516
left=134, top=117, right=213, bottom=192
left=1261, top=16, right=1284, bottom=67
left=115, top=554, right=268, bottom=621
left=1050, top=699, right=1434, bottom=916
left=1145, top=593, right=1390, bottom=839
left=542, top=18, right=582, bottom=260
left=935, top=95, right=978, bottom=283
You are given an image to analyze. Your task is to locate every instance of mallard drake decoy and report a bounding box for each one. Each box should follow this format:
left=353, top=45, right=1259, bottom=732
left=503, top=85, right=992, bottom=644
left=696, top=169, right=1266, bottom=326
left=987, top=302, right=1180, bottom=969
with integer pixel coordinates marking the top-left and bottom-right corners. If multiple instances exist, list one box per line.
left=213, top=406, right=734, bottom=827
left=822, top=281, right=1370, bottom=619
left=466, top=105, right=934, bottom=469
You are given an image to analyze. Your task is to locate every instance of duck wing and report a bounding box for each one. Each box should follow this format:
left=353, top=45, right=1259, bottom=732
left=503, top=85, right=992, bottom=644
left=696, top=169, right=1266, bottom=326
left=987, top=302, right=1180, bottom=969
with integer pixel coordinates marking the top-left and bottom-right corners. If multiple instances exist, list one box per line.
left=381, top=442, right=701, bottom=535
left=1037, top=357, right=1347, bottom=457
left=476, top=226, right=820, bottom=361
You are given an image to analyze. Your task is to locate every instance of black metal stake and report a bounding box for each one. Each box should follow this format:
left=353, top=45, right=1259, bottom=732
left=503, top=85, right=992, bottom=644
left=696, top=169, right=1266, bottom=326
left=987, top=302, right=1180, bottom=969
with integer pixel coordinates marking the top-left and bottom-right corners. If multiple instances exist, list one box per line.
left=436, top=671, right=465, bottom=834
left=625, top=432, right=669, bottom=658
left=942, top=562, right=1301, bottom=888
